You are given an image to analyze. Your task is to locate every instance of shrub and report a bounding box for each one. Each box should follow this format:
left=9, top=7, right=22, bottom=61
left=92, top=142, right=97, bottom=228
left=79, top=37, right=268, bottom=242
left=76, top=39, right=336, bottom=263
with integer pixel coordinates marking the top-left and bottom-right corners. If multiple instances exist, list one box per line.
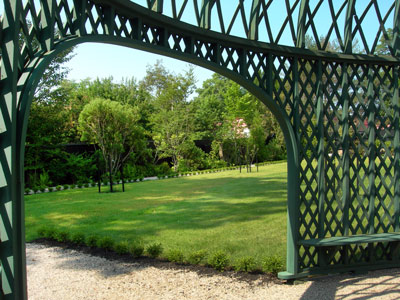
left=25, top=188, right=31, bottom=195
left=40, top=187, right=46, bottom=193
left=155, top=162, right=171, bottom=177
left=63, top=184, right=69, bottom=190
left=166, top=249, right=185, bottom=264
left=39, top=171, right=52, bottom=188
left=54, top=231, right=69, bottom=242
left=129, top=244, right=144, bottom=258
left=38, top=227, right=57, bottom=239
left=86, top=235, right=99, bottom=248
left=114, top=241, right=130, bottom=254
left=56, top=185, right=62, bottom=191
left=187, top=250, right=207, bottom=265
left=139, top=176, right=144, bottom=181
left=84, top=183, right=90, bottom=188
left=37, top=226, right=48, bottom=238
left=71, top=232, right=85, bottom=245
left=146, top=242, right=163, bottom=258
left=97, top=236, right=115, bottom=250
left=208, top=251, right=229, bottom=272
left=235, top=256, right=257, bottom=272
left=262, top=255, right=284, bottom=275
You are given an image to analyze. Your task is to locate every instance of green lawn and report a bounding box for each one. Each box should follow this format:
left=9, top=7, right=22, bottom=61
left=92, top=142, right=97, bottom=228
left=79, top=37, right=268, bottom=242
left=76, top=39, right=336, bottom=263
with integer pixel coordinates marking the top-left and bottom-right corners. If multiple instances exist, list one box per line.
left=25, top=162, right=288, bottom=266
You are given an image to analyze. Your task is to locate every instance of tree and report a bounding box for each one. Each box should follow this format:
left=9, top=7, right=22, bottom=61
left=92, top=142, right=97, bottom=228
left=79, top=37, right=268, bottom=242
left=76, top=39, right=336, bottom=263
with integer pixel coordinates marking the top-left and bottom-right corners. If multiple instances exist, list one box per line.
left=145, top=63, right=198, bottom=171
left=375, top=28, right=393, bottom=56
left=192, top=74, right=229, bottom=140
left=78, top=98, right=146, bottom=191
left=24, top=40, right=75, bottom=186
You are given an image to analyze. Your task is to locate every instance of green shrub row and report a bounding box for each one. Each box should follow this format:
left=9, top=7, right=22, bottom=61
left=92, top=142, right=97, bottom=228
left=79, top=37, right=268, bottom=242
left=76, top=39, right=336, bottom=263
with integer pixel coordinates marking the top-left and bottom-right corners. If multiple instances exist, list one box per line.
left=26, top=160, right=286, bottom=195
left=36, top=226, right=284, bottom=275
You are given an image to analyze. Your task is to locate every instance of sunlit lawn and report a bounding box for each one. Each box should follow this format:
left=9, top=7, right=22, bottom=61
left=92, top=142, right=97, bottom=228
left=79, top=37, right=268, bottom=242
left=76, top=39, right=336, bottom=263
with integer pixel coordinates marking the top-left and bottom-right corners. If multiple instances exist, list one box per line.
left=25, top=162, right=288, bottom=265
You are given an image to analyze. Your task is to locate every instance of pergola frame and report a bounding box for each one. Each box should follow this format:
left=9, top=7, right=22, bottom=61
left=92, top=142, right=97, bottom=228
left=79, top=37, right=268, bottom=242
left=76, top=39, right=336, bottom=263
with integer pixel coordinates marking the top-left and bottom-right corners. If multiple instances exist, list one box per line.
left=0, top=1, right=399, bottom=298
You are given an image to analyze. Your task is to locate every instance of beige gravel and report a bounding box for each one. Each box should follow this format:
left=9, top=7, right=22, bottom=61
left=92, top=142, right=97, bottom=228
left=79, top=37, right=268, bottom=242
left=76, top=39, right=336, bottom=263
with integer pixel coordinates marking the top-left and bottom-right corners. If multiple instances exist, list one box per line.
left=27, top=243, right=400, bottom=300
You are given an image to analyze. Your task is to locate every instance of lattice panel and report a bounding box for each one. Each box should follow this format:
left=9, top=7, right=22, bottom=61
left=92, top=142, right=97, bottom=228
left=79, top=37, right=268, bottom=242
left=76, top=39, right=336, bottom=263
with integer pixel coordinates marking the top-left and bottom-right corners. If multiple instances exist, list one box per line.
left=291, top=55, right=399, bottom=270
left=271, top=56, right=294, bottom=121
left=129, top=0, right=398, bottom=54
left=1, top=2, right=400, bottom=296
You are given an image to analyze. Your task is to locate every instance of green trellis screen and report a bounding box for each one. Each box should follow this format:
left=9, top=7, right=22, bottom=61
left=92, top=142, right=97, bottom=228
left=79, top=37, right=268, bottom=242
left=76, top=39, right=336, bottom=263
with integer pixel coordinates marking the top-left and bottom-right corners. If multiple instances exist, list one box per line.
left=0, top=0, right=399, bottom=298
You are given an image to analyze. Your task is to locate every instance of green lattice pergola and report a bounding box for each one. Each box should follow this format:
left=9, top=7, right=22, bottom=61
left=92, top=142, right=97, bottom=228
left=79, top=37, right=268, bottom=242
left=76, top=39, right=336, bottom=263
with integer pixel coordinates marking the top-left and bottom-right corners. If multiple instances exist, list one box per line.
left=1, top=1, right=399, bottom=298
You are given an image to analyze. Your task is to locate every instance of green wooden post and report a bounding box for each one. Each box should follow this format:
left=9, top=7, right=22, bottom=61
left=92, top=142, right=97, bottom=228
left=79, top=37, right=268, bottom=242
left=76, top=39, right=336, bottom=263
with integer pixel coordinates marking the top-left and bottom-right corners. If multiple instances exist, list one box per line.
left=200, top=0, right=212, bottom=29
left=316, top=59, right=325, bottom=240
left=248, top=0, right=260, bottom=40
left=296, top=0, right=308, bottom=48
left=393, top=1, right=400, bottom=57
left=367, top=68, right=376, bottom=235
left=340, top=63, right=350, bottom=237
left=393, top=67, right=400, bottom=232
left=281, top=56, right=301, bottom=279
left=0, top=1, right=27, bottom=298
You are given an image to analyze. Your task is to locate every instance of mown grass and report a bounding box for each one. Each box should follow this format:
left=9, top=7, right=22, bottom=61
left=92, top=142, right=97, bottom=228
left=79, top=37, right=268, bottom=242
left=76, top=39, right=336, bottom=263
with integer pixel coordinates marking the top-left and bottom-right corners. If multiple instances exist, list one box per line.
left=25, top=163, right=288, bottom=268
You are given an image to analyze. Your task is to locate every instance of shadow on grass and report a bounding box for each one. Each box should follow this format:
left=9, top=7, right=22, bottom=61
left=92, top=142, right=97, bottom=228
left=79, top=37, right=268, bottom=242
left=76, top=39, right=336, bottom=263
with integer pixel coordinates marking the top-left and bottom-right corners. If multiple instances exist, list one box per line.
left=88, top=177, right=283, bottom=234
left=26, top=174, right=287, bottom=244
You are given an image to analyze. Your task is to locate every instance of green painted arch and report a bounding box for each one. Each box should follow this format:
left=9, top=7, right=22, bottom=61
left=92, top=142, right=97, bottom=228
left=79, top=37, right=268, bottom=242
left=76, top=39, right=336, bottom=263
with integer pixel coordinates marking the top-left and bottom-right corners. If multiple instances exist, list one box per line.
left=18, top=34, right=299, bottom=197
left=2, top=1, right=400, bottom=298
left=18, top=34, right=301, bottom=275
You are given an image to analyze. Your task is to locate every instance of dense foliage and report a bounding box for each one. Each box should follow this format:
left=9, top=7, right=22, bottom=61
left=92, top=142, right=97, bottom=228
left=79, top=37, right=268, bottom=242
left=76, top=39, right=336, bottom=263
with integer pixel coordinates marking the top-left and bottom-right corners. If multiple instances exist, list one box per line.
left=25, top=60, right=286, bottom=189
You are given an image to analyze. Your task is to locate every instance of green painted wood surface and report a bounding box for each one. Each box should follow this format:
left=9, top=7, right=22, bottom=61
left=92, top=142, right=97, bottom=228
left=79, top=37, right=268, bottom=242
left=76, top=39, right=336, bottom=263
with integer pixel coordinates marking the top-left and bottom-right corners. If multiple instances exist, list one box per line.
left=300, top=233, right=400, bottom=247
left=1, top=0, right=399, bottom=298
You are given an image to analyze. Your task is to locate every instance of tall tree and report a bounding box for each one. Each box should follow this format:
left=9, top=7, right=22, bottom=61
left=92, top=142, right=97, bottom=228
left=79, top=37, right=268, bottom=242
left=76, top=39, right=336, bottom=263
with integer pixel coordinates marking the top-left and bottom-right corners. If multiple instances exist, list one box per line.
left=78, top=98, right=146, bottom=190
left=145, top=63, right=198, bottom=171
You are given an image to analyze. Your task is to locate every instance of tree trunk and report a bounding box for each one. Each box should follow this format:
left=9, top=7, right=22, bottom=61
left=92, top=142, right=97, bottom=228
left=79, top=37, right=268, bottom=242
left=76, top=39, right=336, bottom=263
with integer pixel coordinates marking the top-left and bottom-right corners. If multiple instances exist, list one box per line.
left=109, top=156, right=113, bottom=192
left=120, top=163, right=125, bottom=192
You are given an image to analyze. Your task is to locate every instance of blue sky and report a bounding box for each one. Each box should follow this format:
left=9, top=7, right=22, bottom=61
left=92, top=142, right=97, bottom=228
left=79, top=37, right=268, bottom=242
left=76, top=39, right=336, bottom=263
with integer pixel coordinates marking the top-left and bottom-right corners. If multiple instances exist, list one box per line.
left=66, top=44, right=214, bottom=86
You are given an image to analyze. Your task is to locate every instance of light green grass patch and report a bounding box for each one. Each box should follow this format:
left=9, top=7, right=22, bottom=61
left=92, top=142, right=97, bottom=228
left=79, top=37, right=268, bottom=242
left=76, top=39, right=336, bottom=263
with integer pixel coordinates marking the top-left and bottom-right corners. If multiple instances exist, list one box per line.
left=25, top=163, right=288, bottom=265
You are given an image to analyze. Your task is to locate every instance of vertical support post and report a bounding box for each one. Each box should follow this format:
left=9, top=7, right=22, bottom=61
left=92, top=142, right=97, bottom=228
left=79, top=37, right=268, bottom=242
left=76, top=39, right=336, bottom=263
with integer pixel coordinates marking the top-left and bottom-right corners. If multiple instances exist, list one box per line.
left=40, top=0, right=56, bottom=52
left=184, top=36, right=194, bottom=55
left=248, top=0, right=260, bottom=40
left=287, top=56, right=300, bottom=276
left=239, top=48, right=247, bottom=77
left=393, top=66, right=400, bottom=232
left=0, top=1, right=27, bottom=299
left=296, top=0, right=309, bottom=48
left=316, top=59, right=325, bottom=239
left=392, top=0, right=400, bottom=233
left=103, top=5, right=115, bottom=36
left=392, top=0, right=399, bottom=57
left=344, top=0, right=355, bottom=55
left=340, top=63, right=350, bottom=236
left=151, top=0, right=164, bottom=13
left=72, top=0, right=87, bottom=36
left=200, top=0, right=212, bottom=29
left=367, top=67, right=376, bottom=235
left=266, top=53, right=273, bottom=96
left=340, top=0, right=354, bottom=237
left=132, top=17, right=142, bottom=40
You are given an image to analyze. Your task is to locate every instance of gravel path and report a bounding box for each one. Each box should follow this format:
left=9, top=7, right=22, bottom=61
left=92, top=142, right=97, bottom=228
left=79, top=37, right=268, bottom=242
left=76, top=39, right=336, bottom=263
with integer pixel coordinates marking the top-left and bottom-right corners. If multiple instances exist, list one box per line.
left=27, top=243, right=400, bottom=300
